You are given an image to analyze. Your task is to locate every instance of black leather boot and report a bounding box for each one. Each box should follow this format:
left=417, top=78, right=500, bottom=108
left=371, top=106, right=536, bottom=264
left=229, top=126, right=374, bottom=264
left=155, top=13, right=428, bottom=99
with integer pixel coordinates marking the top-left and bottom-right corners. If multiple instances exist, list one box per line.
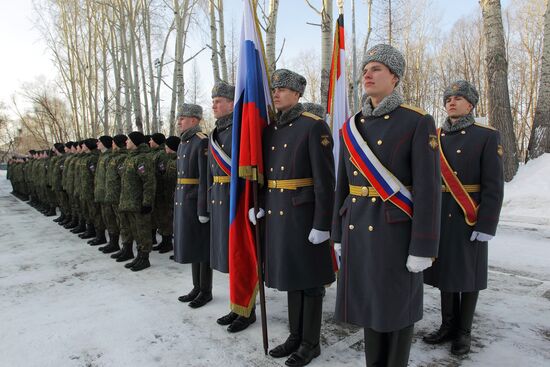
left=217, top=311, right=239, bottom=326
left=452, top=291, right=479, bottom=356
left=64, top=216, right=79, bottom=229
left=88, top=230, right=107, bottom=246
left=270, top=291, right=303, bottom=358
left=79, top=224, right=96, bottom=239
left=285, top=293, right=323, bottom=367
left=116, top=242, right=135, bottom=262
left=189, top=263, right=213, bottom=308
left=71, top=218, right=86, bottom=233
left=423, top=291, right=459, bottom=344
left=227, top=308, right=256, bottom=333
left=130, top=251, right=151, bottom=271
left=125, top=251, right=142, bottom=268
left=45, top=207, right=57, bottom=217
left=60, top=215, right=72, bottom=226
left=100, top=233, right=120, bottom=253
left=157, top=235, right=173, bottom=254
left=53, top=213, right=65, bottom=223
left=178, top=263, right=200, bottom=302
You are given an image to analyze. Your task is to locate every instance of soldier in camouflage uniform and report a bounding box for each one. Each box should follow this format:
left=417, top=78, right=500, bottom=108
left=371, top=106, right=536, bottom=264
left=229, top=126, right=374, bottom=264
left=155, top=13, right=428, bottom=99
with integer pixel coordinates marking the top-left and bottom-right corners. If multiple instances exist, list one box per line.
left=117, top=132, right=156, bottom=271
left=50, top=143, right=69, bottom=223
left=89, top=136, right=114, bottom=247
left=174, top=103, right=212, bottom=309
left=148, top=133, right=165, bottom=246
left=78, top=139, right=102, bottom=241
left=57, top=142, right=75, bottom=226
left=104, top=135, right=130, bottom=256
left=63, top=143, right=82, bottom=230
left=151, top=135, right=179, bottom=254
left=71, top=142, right=88, bottom=234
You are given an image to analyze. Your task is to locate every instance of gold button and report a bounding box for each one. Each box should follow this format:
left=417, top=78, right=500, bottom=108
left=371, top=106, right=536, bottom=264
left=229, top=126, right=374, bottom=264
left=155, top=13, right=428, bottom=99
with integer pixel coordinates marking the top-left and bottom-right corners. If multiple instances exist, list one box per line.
left=279, top=210, right=284, bottom=216
left=274, top=126, right=278, bottom=130
left=280, top=189, right=284, bottom=192
left=384, top=115, right=390, bottom=120
left=349, top=224, right=354, bottom=230
left=284, top=144, right=288, bottom=148
left=371, top=197, right=377, bottom=203
left=219, top=201, right=223, bottom=205
left=221, top=144, right=225, bottom=148
left=268, top=189, right=272, bottom=193
left=453, top=171, right=458, bottom=175
left=211, top=164, right=214, bottom=168
left=271, top=146, right=275, bottom=150
left=361, top=186, right=368, bottom=196
left=352, top=198, right=357, bottom=203
left=211, top=200, right=215, bottom=204
left=461, top=130, right=466, bottom=135
left=183, top=154, right=186, bottom=158
left=360, top=118, right=365, bottom=123
left=377, top=140, right=383, bottom=146
left=441, top=133, right=446, bottom=136
left=368, top=225, right=374, bottom=231
left=268, top=210, right=272, bottom=215
left=457, top=149, right=462, bottom=154
left=280, top=166, right=285, bottom=171
left=270, top=168, right=273, bottom=172
left=289, top=123, right=293, bottom=127
left=353, top=170, right=358, bottom=176
left=448, top=213, right=452, bottom=218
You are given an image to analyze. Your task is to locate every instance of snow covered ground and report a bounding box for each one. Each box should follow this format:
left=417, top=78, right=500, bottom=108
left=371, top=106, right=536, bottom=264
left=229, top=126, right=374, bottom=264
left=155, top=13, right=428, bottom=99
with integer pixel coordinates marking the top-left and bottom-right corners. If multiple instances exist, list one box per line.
left=1, top=156, right=549, bottom=367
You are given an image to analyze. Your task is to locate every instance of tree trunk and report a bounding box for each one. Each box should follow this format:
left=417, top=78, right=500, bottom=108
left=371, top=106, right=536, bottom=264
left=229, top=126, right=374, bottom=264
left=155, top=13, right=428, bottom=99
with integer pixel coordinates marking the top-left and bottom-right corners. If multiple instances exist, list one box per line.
left=127, top=1, right=143, bottom=132
left=143, top=1, right=158, bottom=133
left=528, top=1, right=550, bottom=160
left=217, top=0, right=228, bottom=82
left=320, top=0, right=333, bottom=108
left=209, top=0, right=221, bottom=82
left=265, top=0, right=279, bottom=78
left=481, top=0, right=519, bottom=181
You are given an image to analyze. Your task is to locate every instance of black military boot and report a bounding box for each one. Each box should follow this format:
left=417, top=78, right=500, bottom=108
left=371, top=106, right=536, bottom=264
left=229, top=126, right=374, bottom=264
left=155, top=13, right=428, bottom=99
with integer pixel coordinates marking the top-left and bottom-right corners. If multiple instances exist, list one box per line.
left=188, top=263, right=213, bottom=308
left=423, top=291, right=459, bottom=344
left=116, top=242, right=135, bottom=262
left=71, top=218, right=87, bottom=233
left=178, top=263, right=201, bottom=302
left=88, top=230, right=107, bottom=246
left=130, top=251, right=151, bottom=272
left=285, top=292, right=323, bottom=367
left=111, top=240, right=128, bottom=259
left=270, top=291, right=303, bottom=358
left=217, top=311, right=239, bottom=326
left=64, top=215, right=78, bottom=229
left=151, top=229, right=158, bottom=245
left=227, top=308, right=256, bottom=333
left=45, top=207, right=57, bottom=217
left=53, top=212, right=65, bottom=223
left=79, top=224, right=96, bottom=239
left=125, top=251, right=142, bottom=268
left=451, top=291, right=479, bottom=356
left=157, top=235, right=173, bottom=254
left=60, top=214, right=71, bottom=226
left=100, top=233, right=120, bottom=253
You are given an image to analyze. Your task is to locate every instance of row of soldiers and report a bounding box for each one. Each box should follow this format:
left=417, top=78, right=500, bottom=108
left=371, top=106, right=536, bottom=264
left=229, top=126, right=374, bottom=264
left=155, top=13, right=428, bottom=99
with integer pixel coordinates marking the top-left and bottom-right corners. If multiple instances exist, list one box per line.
left=7, top=42, right=504, bottom=367
left=7, top=133, right=182, bottom=272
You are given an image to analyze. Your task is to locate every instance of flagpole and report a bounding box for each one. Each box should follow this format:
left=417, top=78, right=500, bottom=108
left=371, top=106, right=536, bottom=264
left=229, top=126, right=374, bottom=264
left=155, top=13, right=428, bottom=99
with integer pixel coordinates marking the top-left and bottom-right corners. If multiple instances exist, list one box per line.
left=252, top=172, right=269, bottom=355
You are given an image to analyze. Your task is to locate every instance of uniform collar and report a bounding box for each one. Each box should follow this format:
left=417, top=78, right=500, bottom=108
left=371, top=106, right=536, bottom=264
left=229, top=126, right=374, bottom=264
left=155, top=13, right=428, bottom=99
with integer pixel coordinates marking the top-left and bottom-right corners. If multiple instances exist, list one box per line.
left=180, top=125, right=202, bottom=141
left=276, top=103, right=303, bottom=126
left=361, top=90, right=404, bottom=117
left=441, top=113, right=475, bottom=133
left=215, top=112, right=233, bottom=130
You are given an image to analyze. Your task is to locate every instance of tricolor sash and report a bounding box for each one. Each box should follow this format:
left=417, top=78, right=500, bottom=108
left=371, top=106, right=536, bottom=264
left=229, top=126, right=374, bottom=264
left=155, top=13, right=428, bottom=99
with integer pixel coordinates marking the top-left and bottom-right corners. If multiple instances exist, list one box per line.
left=209, top=133, right=231, bottom=176
left=438, top=129, right=478, bottom=225
left=342, top=113, right=413, bottom=217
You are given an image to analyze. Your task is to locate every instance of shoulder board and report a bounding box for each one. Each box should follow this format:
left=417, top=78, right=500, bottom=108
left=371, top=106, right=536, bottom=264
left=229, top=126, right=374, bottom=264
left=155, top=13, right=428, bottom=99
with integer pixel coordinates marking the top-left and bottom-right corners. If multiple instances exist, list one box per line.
left=302, top=111, right=322, bottom=121
left=400, top=104, right=428, bottom=116
left=196, top=132, right=208, bottom=139
left=474, top=122, right=497, bottom=131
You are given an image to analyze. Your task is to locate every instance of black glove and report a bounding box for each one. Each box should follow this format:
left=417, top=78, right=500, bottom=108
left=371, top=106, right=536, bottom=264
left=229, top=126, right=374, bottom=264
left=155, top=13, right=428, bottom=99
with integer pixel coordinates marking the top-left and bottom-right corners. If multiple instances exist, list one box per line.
left=140, top=206, right=152, bottom=214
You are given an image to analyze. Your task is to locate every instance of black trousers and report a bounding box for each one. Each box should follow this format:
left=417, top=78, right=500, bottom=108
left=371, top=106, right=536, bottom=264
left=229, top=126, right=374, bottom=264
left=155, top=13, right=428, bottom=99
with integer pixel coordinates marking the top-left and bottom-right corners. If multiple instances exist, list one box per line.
left=364, top=324, right=414, bottom=367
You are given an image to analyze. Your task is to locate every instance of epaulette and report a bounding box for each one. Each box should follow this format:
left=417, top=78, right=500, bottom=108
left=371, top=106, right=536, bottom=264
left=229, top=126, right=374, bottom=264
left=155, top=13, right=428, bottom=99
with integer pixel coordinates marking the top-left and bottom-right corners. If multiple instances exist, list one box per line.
left=474, top=122, right=497, bottom=131
left=196, top=132, right=208, bottom=139
left=302, top=111, right=322, bottom=121
left=400, top=104, right=428, bottom=116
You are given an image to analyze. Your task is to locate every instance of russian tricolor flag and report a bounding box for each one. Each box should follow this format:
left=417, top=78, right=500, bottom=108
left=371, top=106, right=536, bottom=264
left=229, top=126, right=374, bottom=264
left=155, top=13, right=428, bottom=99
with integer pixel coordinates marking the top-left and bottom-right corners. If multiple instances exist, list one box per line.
left=228, top=0, right=273, bottom=318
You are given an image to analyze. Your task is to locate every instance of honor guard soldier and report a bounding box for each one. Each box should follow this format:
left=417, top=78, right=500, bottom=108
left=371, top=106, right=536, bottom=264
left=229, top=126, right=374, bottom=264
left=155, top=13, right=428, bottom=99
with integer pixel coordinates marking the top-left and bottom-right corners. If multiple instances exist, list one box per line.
left=423, top=80, right=504, bottom=356
left=117, top=132, right=156, bottom=271
left=250, top=69, right=335, bottom=366
left=173, top=104, right=213, bottom=308
left=301, top=103, right=325, bottom=120
left=331, top=44, right=442, bottom=367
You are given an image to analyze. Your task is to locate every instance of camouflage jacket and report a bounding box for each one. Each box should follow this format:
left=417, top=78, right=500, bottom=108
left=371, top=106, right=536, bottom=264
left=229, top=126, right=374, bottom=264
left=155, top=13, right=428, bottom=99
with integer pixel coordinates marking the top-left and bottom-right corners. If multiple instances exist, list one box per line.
left=104, top=148, right=128, bottom=205
left=81, top=150, right=100, bottom=200
left=94, top=149, right=113, bottom=203
left=118, top=144, right=156, bottom=212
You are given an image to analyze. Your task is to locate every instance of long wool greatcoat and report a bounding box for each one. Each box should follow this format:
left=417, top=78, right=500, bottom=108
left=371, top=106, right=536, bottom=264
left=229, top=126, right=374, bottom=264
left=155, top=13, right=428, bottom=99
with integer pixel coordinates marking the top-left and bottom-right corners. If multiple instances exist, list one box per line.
left=173, top=126, right=210, bottom=264
left=262, top=104, right=336, bottom=292
left=332, top=104, right=441, bottom=333
left=424, top=123, right=504, bottom=292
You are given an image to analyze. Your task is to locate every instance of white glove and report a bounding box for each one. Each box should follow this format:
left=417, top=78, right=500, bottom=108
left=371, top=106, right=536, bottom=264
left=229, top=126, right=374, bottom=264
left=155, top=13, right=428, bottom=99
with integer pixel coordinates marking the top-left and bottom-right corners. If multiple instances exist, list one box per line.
left=198, top=216, right=210, bottom=224
left=406, top=255, right=433, bottom=273
left=308, top=228, right=330, bottom=244
left=470, top=231, right=493, bottom=242
left=334, top=242, right=342, bottom=268
left=248, top=207, right=265, bottom=225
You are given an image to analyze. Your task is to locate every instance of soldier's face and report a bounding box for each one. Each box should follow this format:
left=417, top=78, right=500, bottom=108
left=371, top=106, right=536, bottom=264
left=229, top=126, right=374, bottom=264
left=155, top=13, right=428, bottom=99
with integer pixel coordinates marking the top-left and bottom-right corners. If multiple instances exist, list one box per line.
left=272, top=87, right=300, bottom=112
left=149, top=138, right=158, bottom=148
left=362, top=62, right=398, bottom=99
left=445, top=96, right=473, bottom=119
left=126, top=139, right=137, bottom=150
left=177, top=116, right=198, bottom=133
left=212, top=97, right=234, bottom=119
left=165, top=146, right=174, bottom=154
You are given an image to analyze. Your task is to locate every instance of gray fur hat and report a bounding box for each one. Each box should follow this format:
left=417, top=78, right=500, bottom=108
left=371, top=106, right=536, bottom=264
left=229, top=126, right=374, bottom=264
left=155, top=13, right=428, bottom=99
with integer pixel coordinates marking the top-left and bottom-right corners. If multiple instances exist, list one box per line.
left=272, top=69, right=307, bottom=96
left=302, top=103, right=325, bottom=119
left=443, top=80, right=479, bottom=107
left=178, top=103, right=203, bottom=119
left=212, top=81, right=235, bottom=100
left=361, top=44, right=406, bottom=79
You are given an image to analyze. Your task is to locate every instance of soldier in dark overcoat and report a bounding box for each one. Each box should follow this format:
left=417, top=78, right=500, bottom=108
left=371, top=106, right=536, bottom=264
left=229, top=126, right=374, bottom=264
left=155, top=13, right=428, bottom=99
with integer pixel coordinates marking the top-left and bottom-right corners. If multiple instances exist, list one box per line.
left=423, top=80, right=504, bottom=356
left=250, top=69, right=335, bottom=367
left=331, top=44, right=442, bottom=367
left=173, top=104, right=213, bottom=309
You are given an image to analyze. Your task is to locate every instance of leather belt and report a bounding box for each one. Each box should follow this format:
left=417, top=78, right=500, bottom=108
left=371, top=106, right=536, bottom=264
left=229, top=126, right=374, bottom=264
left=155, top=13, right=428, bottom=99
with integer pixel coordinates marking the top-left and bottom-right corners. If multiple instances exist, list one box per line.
left=177, top=178, right=199, bottom=185
left=349, top=184, right=412, bottom=197
left=213, top=175, right=231, bottom=183
left=267, top=178, right=314, bottom=190
left=442, top=184, right=480, bottom=193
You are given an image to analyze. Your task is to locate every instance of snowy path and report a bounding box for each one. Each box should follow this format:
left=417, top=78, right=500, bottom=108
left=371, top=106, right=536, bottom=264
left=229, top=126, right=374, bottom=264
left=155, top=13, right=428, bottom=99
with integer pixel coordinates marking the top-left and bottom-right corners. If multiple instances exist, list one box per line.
left=0, top=170, right=549, bottom=367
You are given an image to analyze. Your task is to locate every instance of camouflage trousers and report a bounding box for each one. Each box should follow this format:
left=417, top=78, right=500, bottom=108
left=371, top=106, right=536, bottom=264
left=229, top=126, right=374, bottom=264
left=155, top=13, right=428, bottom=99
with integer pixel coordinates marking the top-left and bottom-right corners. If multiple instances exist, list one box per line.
left=119, top=211, right=152, bottom=253
left=87, top=201, right=105, bottom=232
left=100, top=203, right=119, bottom=235
left=56, top=191, right=70, bottom=215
